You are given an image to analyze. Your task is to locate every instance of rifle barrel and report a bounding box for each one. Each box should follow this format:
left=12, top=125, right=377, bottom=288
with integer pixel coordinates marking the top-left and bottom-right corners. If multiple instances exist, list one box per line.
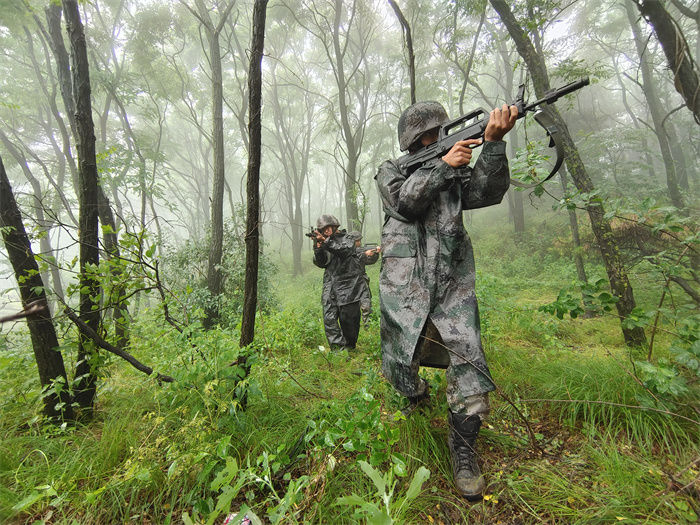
left=525, top=77, right=589, bottom=112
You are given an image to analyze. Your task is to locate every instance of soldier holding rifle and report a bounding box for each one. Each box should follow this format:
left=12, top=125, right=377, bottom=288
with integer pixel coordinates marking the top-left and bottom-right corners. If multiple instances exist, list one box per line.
left=311, top=215, right=367, bottom=352
left=375, top=101, right=517, bottom=500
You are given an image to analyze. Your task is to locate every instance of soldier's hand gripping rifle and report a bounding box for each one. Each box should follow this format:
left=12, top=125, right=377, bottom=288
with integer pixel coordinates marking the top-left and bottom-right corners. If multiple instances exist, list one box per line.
left=304, top=227, right=318, bottom=239
left=397, top=77, right=590, bottom=185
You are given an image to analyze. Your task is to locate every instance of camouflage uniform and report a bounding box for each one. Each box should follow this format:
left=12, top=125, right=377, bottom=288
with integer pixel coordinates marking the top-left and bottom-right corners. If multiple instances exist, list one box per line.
left=313, top=231, right=365, bottom=348
left=375, top=141, right=510, bottom=414
left=354, top=244, right=379, bottom=326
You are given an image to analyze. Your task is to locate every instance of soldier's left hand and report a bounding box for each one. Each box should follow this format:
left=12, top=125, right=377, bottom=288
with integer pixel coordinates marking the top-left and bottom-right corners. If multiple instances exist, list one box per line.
left=484, top=104, right=518, bottom=142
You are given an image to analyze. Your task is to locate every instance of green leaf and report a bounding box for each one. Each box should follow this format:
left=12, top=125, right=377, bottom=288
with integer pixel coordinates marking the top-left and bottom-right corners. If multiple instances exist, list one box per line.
left=336, top=494, right=366, bottom=506
left=359, top=460, right=386, bottom=494
left=12, top=491, right=43, bottom=512
left=391, top=454, right=407, bottom=478
left=404, top=466, right=430, bottom=501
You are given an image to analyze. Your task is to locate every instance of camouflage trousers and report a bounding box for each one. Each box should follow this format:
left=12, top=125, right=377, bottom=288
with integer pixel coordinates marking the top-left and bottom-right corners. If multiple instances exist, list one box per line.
left=407, top=318, right=491, bottom=418
left=323, top=300, right=361, bottom=348
left=359, top=276, right=372, bottom=327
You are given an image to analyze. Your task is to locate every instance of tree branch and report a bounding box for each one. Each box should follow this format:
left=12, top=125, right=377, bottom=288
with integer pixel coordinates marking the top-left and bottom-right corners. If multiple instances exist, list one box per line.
left=63, top=307, right=175, bottom=383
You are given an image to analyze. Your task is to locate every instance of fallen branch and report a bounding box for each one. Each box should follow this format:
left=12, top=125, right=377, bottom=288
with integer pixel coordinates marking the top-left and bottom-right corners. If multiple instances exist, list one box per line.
left=283, top=368, right=329, bottom=400
left=63, top=307, right=175, bottom=383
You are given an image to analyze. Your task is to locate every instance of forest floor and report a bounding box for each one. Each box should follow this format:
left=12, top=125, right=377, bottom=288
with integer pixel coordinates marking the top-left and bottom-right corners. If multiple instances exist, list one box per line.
left=0, top=226, right=698, bottom=524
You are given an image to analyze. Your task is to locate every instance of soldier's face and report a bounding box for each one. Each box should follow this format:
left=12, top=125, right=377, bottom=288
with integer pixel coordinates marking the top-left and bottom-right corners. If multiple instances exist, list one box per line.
left=420, top=128, right=439, bottom=146
left=322, top=226, right=336, bottom=237
left=354, top=239, right=361, bottom=247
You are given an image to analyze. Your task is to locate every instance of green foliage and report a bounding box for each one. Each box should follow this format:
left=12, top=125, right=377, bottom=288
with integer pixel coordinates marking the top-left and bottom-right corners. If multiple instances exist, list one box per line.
left=305, top=385, right=409, bottom=471
left=2, top=208, right=698, bottom=524
left=335, top=461, right=430, bottom=524
left=159, top=325, right=261, bottom=426
left=510, top=137, right=551, bottom=195
left=162, top=216, right=277, bottom=326
left=183, top=450, right=307, bottom=525
left=539, top=277, right=618, bottom=319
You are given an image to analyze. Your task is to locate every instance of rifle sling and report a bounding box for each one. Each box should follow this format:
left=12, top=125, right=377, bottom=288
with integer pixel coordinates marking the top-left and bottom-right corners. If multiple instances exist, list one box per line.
left=510, top=109, right=565, bottom=189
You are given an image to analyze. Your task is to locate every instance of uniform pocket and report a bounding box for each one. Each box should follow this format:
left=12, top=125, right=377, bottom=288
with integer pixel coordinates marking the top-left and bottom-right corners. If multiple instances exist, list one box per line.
left=380, top=256, right=415, bottom=286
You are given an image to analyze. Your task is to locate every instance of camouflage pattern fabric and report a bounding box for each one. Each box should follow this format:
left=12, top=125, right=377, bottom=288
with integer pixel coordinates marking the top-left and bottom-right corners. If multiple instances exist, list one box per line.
left=313, top=231, right=366, bottom=347
left=375, top=140, right=510, bottom=410
left=355, top=247, right=380, bottom=325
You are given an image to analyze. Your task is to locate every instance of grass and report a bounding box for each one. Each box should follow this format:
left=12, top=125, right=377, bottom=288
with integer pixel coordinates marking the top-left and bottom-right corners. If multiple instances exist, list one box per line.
left=1, top=221, right=698, bottom=523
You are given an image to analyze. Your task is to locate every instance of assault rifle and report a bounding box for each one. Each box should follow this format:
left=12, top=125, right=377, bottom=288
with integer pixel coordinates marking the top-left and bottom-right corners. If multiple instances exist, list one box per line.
left=305, top=227, right=318, bottom=239
left=397, top=77, right=590, bottom=185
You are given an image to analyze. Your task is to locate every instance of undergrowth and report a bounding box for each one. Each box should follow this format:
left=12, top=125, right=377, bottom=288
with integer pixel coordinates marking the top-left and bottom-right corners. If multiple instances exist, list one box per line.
left=1, top=225, right=698, bottom=524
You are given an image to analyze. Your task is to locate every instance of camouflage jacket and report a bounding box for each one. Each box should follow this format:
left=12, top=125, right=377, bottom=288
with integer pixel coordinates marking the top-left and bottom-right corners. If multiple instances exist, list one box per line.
left=313, top=232, right=366, bottom=306
left=375, top=140, right=510, bottom=398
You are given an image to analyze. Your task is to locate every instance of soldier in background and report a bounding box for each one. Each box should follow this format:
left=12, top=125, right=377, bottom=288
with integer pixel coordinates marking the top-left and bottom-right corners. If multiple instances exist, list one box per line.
left=375, top=101, right=517, bottom=500
left=348, top=231, right=381, bottom=328
left=312, top=215, right=364, bottom=351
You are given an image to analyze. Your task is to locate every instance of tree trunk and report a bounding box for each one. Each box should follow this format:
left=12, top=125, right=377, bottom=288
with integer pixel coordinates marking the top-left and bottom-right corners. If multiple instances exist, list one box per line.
left=625, top=1, right=684, bottom=209
left=490, top=0, right=647, bottom=347
left=240, top=0, right=268, bottom=348
left=636, top=0, right=700, bottom=124
left=45, top=3, right=80, bottom=193
left=388, top=0, right=416, bottom=104
left=507, top=120, right=525, bottom=236
left=62, top=0, right=101, bottom=409
left=332, top=0, right=361, bottom=231
left=190, top=0, right=235, bottom=329
left=559, top=169, right=596, bottom=317
left=0, top=155, right=74, bottom=421
left=46, top=5, right=129, bottom=349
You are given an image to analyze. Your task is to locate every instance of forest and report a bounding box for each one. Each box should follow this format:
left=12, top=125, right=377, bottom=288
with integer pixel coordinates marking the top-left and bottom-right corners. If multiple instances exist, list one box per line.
left=0, top=0, right=698, bottom=523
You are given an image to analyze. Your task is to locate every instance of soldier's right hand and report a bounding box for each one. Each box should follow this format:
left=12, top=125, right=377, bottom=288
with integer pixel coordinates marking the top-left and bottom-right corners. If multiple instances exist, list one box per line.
left=441, top=138, right=482, bottom=168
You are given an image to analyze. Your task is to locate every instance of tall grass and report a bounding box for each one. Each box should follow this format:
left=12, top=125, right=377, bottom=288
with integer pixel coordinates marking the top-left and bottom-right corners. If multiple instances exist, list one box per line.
left=1, top=219, right=698, bottom=523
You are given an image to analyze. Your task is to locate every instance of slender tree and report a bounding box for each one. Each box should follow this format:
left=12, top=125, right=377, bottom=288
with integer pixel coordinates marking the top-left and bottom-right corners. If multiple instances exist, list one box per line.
left=0, top=155, right=73, bottom=421
left=267, top=60, right=318, bottom=277
left=45, top=3, right=130, bottom=349
left=180, top=0, right=236, bottom=328
left=625, top=1, right=685, bottom=209
left=240, top=0, right=269, bottom=348
left=62, top=0, right=101, bottom=409
left=388, top=0, right=416, bottom=104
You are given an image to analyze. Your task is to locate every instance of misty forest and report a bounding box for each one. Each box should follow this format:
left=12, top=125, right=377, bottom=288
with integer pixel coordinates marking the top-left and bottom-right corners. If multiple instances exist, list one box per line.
left=0, top=0, right=698, bottom=523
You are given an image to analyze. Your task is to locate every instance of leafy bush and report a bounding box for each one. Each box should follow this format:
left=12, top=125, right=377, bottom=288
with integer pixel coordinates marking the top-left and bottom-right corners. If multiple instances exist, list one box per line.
left=161, top=217, right=277, bottom=326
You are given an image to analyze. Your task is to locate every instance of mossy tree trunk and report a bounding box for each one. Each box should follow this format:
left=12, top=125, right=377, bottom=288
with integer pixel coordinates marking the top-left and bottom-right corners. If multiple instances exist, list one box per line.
left=62, top=0, right=101, bottom=409
left=490, top=0, right=647, bottom=347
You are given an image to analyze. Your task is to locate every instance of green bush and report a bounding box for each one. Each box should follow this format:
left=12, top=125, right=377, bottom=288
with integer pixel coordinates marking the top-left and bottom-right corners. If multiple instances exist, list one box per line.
left=161, top=218, right=277, bottom=326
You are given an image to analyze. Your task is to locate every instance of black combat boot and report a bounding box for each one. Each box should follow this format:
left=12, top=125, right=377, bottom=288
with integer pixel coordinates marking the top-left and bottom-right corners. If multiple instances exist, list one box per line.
left=448, top=411, right=485, bottom=501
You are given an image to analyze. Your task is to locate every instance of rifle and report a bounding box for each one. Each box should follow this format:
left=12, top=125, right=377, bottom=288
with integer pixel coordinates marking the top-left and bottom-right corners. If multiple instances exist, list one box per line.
left=397, top=77, right=590, bottom=185
left=305, top=227, right=319, bottom=239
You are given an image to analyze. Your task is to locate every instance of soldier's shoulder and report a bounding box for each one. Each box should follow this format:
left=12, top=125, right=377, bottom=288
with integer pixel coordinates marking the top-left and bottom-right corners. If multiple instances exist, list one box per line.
left=376, top=159, right=403, bottom=183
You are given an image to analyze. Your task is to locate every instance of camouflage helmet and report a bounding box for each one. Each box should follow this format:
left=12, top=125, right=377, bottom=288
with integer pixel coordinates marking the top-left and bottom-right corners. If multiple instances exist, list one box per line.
left=316, top=214, right=340, bottom=230
left=397, top=101, right=449, bottom=151
left=348, top=230, right=362, bottom=241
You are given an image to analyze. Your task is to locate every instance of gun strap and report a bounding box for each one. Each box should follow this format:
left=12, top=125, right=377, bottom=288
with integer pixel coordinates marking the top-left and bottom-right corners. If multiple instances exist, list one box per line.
left=510, top=109, right=565, bottom=189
